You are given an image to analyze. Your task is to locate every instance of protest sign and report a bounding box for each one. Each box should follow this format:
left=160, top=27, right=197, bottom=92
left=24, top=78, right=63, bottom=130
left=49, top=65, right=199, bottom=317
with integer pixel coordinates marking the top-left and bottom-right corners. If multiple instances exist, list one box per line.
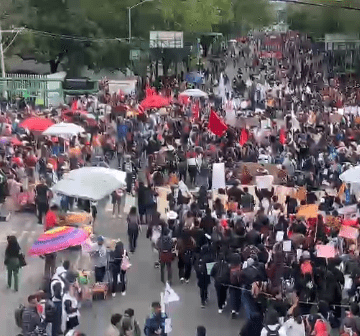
left=212, top=163, right=226, bottom=190
left=316, top=245, right=336, bottom=259
left=339, top=225, right=359, bottom=240
left=206, top=262, right=216, bottom=275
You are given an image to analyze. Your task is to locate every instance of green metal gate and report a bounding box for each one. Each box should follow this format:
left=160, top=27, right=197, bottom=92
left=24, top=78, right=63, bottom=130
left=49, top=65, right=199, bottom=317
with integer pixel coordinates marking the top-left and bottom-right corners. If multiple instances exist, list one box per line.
left=0, top=74, right=63, bottom=106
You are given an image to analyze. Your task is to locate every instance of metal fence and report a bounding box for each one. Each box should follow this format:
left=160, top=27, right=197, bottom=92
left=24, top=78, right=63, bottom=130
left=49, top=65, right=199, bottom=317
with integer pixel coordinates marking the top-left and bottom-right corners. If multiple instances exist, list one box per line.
left=0, top=74, right=63, bottom=106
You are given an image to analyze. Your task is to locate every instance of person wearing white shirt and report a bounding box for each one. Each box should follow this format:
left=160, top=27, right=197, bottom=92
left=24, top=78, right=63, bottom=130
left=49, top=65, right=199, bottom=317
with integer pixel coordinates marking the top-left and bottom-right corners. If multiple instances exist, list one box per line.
left=260, top=310, right=287, bottom=336
left=283, top=307, right=306, bottom=336
left=105, top=314, right=122, bottom=336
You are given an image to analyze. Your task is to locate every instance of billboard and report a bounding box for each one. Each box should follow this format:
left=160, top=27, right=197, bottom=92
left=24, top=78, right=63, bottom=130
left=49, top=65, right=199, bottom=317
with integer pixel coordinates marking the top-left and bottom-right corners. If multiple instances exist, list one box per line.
left=150, top=31, right=183, bottom=48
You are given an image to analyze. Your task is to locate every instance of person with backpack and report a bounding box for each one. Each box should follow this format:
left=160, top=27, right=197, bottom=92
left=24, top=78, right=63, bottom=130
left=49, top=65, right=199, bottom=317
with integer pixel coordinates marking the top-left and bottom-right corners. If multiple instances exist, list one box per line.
left=156, top=227, right=174, bottom=284
left=195, top=245, right=213, bottom=308
left=229, top=253, right=242, bottom=319
left=22, top=294, right=44, bottom=336
left=118, top=308, right=141, bottom=336
left=211, top=253, right=230, bottom=313
left=127, top=206, right=140, bottom=253
left=35, top=290, right=56, bottom=332
left=260, top=309, right=286, bottom=336
left=176, top=229, right=196, bottom=283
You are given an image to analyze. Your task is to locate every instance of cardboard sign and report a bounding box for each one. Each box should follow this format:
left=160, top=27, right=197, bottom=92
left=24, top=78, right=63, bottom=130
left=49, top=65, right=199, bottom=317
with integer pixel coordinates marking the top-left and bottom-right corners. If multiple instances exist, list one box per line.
left=165, top=318, right=172, bottom=334
left=339, top=225, right=359, bottom=240
left=206, top=262, right=216, bottom=275
left=283, top=240, right=292, bottom=252
left=276, top=231, right=284, bottom=242
left=212, top=163, right=226, bottom=190
left=316, top=245, right=336, bottom=259
left=256, top=175, right=274, bottom=190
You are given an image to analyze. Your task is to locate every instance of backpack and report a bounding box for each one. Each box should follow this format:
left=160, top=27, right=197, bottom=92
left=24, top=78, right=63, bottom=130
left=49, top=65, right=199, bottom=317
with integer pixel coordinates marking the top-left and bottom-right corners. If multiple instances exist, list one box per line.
left=230, top=265, right=242, bottom=286
left=196, top=258, right=207, bottom=276
left=264, top=324, right=280, bottom=336
left=215, top=260, right=230, bottom=284
left=160, top=235, right=173, bottom=252
left=182, top=250, right=193, bottom=264
left=44, top=299, right=56, bottom=323
left=14, top=304, right=25, bottom=328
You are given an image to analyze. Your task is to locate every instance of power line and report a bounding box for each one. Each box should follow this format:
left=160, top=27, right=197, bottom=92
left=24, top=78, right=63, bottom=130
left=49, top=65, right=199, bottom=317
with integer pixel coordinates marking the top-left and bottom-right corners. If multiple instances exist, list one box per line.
left=24, top=28, right=130, bottom=42
left=273, top=0, right=360, bottom=11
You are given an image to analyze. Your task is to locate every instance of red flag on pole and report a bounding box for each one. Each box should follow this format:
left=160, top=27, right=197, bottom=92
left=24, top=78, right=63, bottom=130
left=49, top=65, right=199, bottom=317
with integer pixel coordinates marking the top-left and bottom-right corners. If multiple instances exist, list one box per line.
left=279, top=128, right=286, bottom=145
left=239, top=128, right=249, bottom=146
left=192, top=101, right=200, bottom=120
left=208, top=110, right=228, bottom=137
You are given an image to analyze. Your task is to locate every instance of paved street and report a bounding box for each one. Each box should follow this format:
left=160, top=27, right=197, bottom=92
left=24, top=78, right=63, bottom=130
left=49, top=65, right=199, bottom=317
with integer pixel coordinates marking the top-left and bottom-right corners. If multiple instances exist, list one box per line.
left=0, top=195, right=243, bottom=336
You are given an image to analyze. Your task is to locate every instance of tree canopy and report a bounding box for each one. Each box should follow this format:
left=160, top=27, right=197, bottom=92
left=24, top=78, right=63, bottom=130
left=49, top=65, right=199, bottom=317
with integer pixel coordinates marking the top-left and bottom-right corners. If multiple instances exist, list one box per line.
left=2, top=0, right=276, bottom=74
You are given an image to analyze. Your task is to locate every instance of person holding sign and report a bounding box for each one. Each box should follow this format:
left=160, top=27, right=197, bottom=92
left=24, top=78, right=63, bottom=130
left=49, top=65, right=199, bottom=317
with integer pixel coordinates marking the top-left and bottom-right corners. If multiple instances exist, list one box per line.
left=144, top=302, right=168, bottom=336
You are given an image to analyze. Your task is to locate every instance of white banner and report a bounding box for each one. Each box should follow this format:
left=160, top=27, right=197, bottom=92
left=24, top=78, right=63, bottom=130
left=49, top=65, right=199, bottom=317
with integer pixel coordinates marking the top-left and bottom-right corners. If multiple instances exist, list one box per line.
left=212, top=163, right=226, bottom=190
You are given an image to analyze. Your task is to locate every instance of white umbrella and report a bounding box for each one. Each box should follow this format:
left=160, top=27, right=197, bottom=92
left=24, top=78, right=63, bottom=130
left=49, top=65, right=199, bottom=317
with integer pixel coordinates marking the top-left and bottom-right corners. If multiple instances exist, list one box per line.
left=52, top=167, right=126, bottom=200
left=179, top=89, right=208, bottom=98
left=42, top=122, right=85, bottom=138
left=339, top=165, right=360, bottom=184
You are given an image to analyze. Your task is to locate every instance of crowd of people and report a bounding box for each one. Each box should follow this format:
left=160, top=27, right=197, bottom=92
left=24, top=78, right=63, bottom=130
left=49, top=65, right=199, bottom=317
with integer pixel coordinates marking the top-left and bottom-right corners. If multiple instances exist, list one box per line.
left=3, top=29, right=360, bottom=336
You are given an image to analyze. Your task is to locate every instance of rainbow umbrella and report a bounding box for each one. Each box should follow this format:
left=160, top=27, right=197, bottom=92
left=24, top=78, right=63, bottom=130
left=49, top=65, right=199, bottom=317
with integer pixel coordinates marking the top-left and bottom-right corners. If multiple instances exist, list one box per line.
left=28, top=226, right=89, bottom=256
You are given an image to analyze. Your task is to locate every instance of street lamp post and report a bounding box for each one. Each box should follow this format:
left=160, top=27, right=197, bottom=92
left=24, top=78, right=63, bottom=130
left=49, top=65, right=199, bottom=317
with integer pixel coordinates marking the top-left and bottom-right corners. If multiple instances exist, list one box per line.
left=128, top=0, right=153, bottom=42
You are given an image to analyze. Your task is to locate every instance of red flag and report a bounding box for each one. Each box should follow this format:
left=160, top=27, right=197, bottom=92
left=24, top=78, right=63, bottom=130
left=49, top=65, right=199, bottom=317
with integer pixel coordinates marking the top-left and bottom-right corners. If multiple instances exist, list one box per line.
left=192, top=101, right=200, bottom=120
left=239, top=128, right=249, bottom=146
left=279, top=128, right=286, bottom=145
left=71, top=100, right=78, bottom=111
left=208, top=110, right=228, bottom=137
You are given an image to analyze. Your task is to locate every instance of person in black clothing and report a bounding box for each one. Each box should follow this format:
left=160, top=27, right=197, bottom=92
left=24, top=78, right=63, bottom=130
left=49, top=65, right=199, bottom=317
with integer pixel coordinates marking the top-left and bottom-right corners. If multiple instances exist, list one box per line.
left=5, top=235, right=21, bottom=291
left=197, top=326, right=206, bottom=336
left=35, top=178, right=49, bottom=224
left=110, top=241, right=127, bottom=297
left=210, top=253, right=230, bottom=313
left=195, top=245, right=213, bottom=308
left=200, top=207, right=216, bottom=235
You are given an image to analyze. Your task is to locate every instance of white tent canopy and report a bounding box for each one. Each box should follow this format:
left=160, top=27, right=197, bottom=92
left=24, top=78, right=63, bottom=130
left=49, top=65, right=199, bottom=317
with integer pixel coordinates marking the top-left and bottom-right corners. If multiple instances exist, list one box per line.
left=52, top=167, right=126, bottom=200
left=340, top=165, right=360, bottom=184
left=179, top=89, right=208, bottom=98
left=42, top=122, right=85, bottom=138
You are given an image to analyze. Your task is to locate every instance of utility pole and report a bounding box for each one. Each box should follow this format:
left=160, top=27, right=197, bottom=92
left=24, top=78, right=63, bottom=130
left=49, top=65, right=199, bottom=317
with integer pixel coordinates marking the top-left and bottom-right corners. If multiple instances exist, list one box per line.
left=128, top=7, right=131, bottom=42
left=0, top=22, right=6, bottom=78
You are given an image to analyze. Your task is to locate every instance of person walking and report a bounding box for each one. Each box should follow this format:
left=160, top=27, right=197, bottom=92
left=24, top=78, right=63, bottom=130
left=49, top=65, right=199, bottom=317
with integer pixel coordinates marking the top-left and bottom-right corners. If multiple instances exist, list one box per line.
left=211, top=253, right=230, bottom=313
left=157, top=227, right=174, bottom=285
left=195, top=245, right=213, bottom=308
left=118, top=308, right=141, bottom=336
left=144, top=302, right=167, bottom=336
left=51, top=266, right=67, bottom=336
left=35, top=177, right=50, bottom=224
left=229, top=253, right=242, bottom=319
left=4, top=235, right=21, bottom=292
left=105, top=314, right=122, bottom=336
left=111, top=189, right=124, bottom=218
left=127, top=206, right=140, bottom=253
left=176, top=229, right=196, bottom=283
left=63, top=284, right=80, bottom=336
left=110, top=241, right=128, bottom=297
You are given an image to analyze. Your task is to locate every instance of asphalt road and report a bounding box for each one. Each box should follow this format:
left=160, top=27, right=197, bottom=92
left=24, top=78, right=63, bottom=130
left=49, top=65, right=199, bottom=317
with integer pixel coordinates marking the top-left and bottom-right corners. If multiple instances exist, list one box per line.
left=0, top=196, right=244, bottom=336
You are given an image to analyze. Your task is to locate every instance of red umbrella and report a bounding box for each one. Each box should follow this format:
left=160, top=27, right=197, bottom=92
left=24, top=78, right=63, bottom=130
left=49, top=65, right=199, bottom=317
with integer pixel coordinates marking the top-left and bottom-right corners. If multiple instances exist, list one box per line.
left=0, top=136, right=22, bottom=146
left=19, top=118, right=54, bottom=132
left=140, top=95, right=170, bottom=110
